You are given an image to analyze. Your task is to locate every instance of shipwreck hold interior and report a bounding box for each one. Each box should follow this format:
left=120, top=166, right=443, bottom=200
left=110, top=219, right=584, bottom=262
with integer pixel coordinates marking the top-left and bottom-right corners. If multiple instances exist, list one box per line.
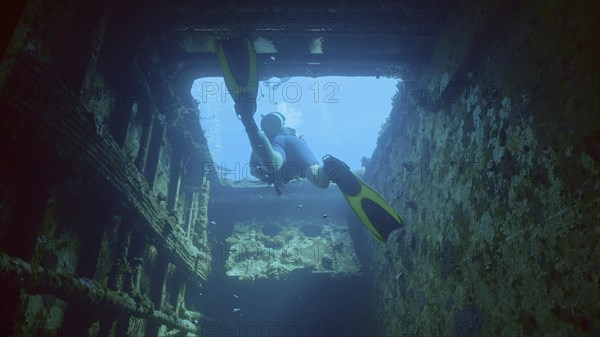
left=1, top=1, right=599, bottom=337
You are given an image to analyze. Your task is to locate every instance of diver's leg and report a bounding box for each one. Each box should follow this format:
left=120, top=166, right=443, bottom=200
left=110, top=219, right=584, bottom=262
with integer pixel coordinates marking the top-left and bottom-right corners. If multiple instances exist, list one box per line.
left=284, top=135, right=331, bottom=188
left=282, top=135, right=330, bottom=188
left=305, top=164, right=330, bottom=189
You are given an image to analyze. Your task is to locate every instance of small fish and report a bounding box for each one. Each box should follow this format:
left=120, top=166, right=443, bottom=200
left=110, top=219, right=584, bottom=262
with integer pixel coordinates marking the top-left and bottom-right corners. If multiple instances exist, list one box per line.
left=233, top=308, right=241, bottom=312
left=322, top=214, right=328, bottom=218
left=233, top=294, right=239, bottom=298
left=209, top=221, right=217, bottom=226
left=297, top=204, right=303, bottom=210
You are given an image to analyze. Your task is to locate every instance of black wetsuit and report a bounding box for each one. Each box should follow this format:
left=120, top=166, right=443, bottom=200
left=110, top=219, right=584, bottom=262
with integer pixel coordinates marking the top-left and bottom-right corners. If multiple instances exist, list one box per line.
left=250, top=128, right=318, bottom=187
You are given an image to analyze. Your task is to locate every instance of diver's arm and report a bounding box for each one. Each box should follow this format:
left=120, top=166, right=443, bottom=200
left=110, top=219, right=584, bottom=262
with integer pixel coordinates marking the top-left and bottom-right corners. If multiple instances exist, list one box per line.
left=237, top=103, right=283, bottom=172
left=246, top=128, right=283, bottom=171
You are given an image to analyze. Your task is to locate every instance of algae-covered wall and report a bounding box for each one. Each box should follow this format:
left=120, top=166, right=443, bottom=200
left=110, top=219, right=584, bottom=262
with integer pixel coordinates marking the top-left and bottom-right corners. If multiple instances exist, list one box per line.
left=364, top=2, right=599, bottom=336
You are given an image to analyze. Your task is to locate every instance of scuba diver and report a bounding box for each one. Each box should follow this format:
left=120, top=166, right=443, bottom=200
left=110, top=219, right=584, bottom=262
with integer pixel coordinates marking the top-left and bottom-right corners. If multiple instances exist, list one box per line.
left=217, top=37, right=404, bottom=242
left=247, top=111, right=331, bottom=195
left=217, top=39, right=329, bottom=195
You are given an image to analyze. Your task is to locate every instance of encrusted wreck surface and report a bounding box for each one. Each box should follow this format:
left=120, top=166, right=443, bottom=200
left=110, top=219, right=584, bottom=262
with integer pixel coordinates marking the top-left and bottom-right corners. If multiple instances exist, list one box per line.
left=362, top=2, right=600, bottom=336
left=225, top=217, right=360, bottom=280
left=0, top=1, right=598, bottom=337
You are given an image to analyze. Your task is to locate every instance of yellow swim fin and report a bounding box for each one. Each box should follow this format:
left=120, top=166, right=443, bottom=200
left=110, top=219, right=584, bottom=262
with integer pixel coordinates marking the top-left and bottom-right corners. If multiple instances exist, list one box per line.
left=217, top=37, right=258, bottom=114
left=323, top=155, right=404, bottom=241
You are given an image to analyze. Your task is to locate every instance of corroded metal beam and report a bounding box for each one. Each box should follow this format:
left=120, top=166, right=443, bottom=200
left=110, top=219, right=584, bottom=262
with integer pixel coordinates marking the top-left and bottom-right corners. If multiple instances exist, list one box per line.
left=0, top=251, right=199, bottom=334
